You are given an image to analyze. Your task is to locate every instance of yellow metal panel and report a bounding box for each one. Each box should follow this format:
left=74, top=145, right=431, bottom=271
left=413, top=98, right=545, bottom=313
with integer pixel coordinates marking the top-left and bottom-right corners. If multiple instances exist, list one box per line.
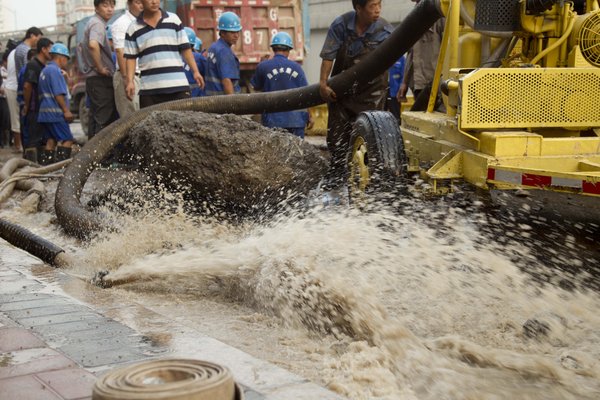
left=541, top=137, right=600, bottom=155
left=479, top=131, right=542, bottom=157
left=460, top=68, right=600, bottom=129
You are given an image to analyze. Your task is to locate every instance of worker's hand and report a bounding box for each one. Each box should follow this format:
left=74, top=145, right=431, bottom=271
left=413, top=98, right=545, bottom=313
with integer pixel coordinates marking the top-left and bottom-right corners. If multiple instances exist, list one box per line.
left=194, top=71, right=205, bottom=89
left=320, top=83, right=337, bottom=102
left=398, top=83, right=408, bottom=103
left=21, top=106, right=28, bottom=117
left=97, top=66, right=111, bottom=77
left=125, top=80, right=135, bottom=101
left=307, top=116, right=314, bottom=130
left=64, top=110, right=74, bottom=123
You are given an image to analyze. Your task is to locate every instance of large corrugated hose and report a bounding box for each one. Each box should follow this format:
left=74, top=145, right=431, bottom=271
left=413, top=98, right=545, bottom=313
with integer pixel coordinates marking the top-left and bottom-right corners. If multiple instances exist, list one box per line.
left=2, top=0, right=443, bottom=266
left=56, top=0, right=443, bottom=238
left=0, top=218, right=70, bottom=267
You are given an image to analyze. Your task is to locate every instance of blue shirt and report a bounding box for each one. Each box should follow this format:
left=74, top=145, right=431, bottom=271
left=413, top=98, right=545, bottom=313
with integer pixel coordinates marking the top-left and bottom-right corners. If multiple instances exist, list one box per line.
left=205, top=38, right=240, bottom=96
left=389, top=55, right=405, bottom=97
left=183, top=51, right=206, bottom=97
left=38, top=61, right=69, bottom=123
left=17, top=65, right=26, bottom=107
left=320, top=11, right=393, bottom=61
left=250, top=54, right=309, bottom=128
left=124, top=9, right=191, bottom=96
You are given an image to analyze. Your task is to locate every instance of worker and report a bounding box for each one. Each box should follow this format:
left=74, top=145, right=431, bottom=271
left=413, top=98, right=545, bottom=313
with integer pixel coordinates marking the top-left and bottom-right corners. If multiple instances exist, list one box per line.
left=183, top=27, right=206, bottom=97
left=37, top=44, right=75, bottom=164
left=318, top=0, right=393, bottom=190
left=110, top=0, right=143, bottom=117
left=250, top=32, right=312, bottom=138
left=398, top=0, right=445, bottom=111
left=205, top=11, right=242, bottom=96
left=21, top=38, right=54, bottom=163
left=81, top=0, right=118, bottom=138
left=387, top=54, right=405, bottom=121
left=124, top=0, right=204, bottom=108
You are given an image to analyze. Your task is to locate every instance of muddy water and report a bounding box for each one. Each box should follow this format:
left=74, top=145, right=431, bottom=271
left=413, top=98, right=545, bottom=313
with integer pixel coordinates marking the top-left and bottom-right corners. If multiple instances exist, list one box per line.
left=2, top=176, right=600, bottom=399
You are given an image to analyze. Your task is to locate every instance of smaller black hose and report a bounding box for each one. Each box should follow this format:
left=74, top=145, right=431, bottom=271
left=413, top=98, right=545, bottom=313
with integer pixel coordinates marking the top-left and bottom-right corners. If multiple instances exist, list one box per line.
left=0, top=218, right=65, bottom=266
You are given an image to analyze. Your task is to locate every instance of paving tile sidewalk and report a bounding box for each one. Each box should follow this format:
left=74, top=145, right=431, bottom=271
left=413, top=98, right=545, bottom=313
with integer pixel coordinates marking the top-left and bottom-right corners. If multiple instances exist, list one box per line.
left=0, top=250, right=344, bottom=400
left=0, top=261, right=176, bottom=399
left=0, top=315, right=97, bottom=400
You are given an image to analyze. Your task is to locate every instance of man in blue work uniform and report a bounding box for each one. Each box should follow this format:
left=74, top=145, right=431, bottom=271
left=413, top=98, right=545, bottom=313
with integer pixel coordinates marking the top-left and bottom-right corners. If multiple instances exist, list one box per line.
left=387, top=55, right=405, bottom=121
left=37, top=44, right=75, bottom=164
left=205, top=12, right=241, bottom=95
left=21, top=38, right=54, bottom=163
left=319, top=0, right=392, bottom=189
left=250, top=32, right=311, bottom=138
left=183, top=27, right=206, bottom=97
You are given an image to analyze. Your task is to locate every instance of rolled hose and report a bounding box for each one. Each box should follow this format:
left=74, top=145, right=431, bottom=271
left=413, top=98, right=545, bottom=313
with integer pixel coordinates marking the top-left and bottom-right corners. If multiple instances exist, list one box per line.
left=55, top=0, right=444, bottom=238
left=92, top=359, right=239, bottom=400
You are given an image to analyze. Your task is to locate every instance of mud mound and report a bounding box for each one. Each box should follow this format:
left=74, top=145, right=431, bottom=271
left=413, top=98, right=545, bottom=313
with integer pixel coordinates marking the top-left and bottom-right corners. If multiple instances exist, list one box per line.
left=127, top=111, right=328, bottom=214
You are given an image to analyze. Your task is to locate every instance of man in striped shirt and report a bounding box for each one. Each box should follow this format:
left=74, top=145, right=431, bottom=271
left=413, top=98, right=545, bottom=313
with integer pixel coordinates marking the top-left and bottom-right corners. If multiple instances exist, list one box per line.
left=124, top=0, right=204, bottom=108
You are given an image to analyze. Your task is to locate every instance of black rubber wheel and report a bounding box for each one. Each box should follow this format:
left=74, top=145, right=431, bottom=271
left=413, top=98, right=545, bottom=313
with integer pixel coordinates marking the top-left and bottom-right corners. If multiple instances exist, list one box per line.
left=78, top=95, right=89, bottom=136
left=348, top=111, right=407, bottom=197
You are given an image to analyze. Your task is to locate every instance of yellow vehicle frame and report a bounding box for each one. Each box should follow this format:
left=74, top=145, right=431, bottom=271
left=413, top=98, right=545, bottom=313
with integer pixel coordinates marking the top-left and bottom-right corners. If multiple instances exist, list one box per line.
left=400, top=0, right=600, bottom=199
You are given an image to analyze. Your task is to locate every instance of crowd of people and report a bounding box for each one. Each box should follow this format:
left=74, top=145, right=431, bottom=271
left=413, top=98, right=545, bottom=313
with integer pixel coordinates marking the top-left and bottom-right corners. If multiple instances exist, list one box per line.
left=0, top=0, right=441, bottom=174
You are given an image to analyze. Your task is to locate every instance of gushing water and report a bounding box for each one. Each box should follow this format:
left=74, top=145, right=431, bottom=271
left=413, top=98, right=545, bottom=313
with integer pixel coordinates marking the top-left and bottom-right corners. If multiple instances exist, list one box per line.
left=70, top=188, right=600, bottom=400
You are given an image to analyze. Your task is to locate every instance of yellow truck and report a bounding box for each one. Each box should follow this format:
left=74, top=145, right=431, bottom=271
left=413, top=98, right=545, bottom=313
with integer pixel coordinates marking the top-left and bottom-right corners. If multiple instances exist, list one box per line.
left=349, top=0, right=600, bottom=221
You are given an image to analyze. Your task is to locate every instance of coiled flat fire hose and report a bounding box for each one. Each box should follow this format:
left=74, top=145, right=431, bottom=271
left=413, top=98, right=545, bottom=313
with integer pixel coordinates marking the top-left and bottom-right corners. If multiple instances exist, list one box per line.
left=92, top=359, right=240, bottom=400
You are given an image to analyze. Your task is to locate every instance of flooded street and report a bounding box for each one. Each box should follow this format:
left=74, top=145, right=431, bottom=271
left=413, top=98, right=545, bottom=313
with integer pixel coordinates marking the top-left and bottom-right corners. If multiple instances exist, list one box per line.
left=2, top=159, right=599, bottom=400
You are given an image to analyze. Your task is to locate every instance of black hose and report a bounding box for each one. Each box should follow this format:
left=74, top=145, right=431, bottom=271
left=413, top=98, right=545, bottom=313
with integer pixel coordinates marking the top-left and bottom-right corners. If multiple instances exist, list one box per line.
left=0, top=218, right=65, bottom=266
left=55, top=0, right=444, bottom=238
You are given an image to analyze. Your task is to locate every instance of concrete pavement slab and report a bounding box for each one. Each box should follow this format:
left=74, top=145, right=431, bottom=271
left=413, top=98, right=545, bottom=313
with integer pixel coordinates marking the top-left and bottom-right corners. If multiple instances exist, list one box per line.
left=36, top=368, right=97, bottom=400
left=0, top=375, right=63, bottom=400
left=0, top=348, right=76, bottom=379
left=18, top=312, right=99, bottom=328
left=0, top=327, right=45, bottom=352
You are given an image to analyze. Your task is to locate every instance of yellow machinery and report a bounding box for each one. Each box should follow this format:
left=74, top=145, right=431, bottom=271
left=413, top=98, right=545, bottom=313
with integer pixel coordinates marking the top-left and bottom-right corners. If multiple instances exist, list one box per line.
left=350, top=0, right=600, bottom=219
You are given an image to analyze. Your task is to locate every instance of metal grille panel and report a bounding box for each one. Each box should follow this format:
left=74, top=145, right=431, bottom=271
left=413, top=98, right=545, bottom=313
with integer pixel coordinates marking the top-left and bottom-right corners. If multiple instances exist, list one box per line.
left=474, top=0, right=520, bottom=32
left=460, top=68, right=600, bottom=129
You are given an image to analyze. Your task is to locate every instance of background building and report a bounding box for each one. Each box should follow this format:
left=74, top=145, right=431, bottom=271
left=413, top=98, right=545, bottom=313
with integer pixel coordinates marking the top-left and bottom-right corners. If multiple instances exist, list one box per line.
left=0, top=0, right=18, bottom=32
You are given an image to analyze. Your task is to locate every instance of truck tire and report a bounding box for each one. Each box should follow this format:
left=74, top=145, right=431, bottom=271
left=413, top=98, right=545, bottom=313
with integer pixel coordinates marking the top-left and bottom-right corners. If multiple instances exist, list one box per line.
left=348, top=111, right=407, bottom=196
left=78, top=96, right=89, bottom=136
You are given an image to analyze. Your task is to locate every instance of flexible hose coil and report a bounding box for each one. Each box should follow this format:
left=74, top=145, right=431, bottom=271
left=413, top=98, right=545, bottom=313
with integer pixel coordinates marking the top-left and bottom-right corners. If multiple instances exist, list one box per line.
left=92, top=359, right=238, bottom=400
left=55, top=0, right=444, bottom=238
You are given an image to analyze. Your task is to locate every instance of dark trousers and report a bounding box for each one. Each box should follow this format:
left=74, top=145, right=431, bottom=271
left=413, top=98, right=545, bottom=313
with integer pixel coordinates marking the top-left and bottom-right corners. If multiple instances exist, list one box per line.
left=325, top=94, right=386, bottom=187
left=86, top=75, right=118, bottom=139
left=410, top=84, right=444, bottom=112
left=0, top=97, right=10, bottom=147
left=386, top=96, right=401, bottom=121
left=24, top=112, right=45, bottom=148
left=139, top=91, right=190, bottom=109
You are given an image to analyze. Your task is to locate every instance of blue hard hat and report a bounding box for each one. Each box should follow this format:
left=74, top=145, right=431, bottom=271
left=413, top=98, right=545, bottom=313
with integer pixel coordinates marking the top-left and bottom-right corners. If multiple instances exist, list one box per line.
left=194, top=37, right=203, bottom=51
left=218, top=11, right=242, bottom=32
left=50, top=43, right=70, bottom=59
left=184, top=27, right=196, bottom=45
left=271, top=32, right=293, bottom=49
left=106, top=24, right=112, bottom=40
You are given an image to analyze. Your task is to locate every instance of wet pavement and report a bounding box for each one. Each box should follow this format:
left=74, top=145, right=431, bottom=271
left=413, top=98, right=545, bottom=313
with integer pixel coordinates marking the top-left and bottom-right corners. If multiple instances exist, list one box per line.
left=0, top=127, right=340, bottom=400
left=0, top=245, right=344, bottom=400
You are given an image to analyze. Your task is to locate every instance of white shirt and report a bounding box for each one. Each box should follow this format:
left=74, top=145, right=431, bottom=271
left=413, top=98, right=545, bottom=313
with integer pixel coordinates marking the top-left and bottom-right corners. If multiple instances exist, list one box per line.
left=111, top=10, right=138, bottom=72
left=4, top=50, right=18, bottom=91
